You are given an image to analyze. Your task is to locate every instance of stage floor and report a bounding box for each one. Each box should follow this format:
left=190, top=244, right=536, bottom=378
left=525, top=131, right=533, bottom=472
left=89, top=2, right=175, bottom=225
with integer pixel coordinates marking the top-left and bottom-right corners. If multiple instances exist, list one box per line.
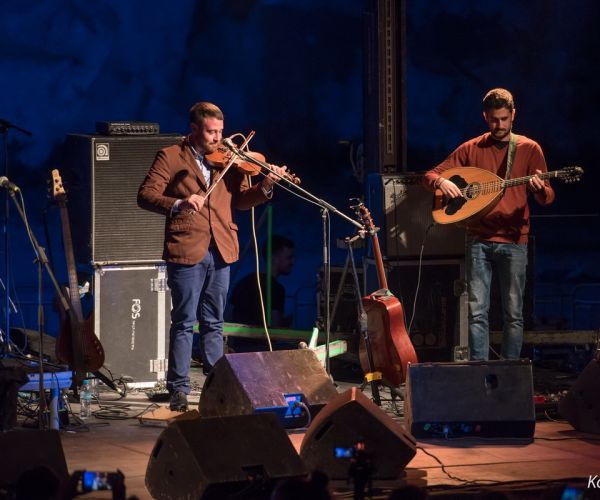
left=10, top=362, right=600, bottom=499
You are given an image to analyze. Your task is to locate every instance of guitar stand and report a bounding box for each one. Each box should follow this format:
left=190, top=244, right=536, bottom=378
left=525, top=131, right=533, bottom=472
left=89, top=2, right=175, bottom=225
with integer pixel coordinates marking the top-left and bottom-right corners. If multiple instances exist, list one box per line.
left=359, top=371, right=404, bottom=403
left=343, top=236, right=404, bottom=406
left=92, top=370, right=124, bottom=397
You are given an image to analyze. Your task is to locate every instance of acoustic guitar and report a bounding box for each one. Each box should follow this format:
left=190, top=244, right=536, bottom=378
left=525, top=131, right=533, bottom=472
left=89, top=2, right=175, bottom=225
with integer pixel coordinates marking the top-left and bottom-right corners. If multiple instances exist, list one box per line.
left=52, top=169, right=105, bottom=386
left=354, top=202, right=418, bottom=386
left=432, top=166, right=583, bottom=225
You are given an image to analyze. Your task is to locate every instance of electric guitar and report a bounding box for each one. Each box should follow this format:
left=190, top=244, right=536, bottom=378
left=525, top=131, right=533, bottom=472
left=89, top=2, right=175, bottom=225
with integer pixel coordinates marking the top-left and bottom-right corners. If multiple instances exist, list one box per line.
left=52, top=169, right=105, bottom=387
left=432, top=166, right=583, bottom=224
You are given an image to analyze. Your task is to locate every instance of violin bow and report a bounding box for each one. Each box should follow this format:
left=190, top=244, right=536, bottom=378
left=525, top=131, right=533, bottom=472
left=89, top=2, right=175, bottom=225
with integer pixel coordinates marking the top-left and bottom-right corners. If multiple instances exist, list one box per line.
left=204, top=131, right=256, bottom=198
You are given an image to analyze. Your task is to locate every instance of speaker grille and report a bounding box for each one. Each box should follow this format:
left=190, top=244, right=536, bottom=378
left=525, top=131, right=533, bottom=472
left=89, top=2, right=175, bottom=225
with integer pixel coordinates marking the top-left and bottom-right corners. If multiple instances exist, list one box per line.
left=64, top=133, right=183, bottom=264
left=365, top=257, right=465, bottom=361
left=367, top=173, right=466, bottom=258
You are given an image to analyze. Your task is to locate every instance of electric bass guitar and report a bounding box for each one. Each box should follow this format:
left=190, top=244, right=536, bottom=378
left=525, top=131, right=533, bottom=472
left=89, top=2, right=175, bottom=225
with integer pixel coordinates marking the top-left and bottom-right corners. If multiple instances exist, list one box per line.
left=353, top=202, right=418, bottom=386
left=432, top=166, right=583, bottom=225
left=52, top=169, right=105, bottom=387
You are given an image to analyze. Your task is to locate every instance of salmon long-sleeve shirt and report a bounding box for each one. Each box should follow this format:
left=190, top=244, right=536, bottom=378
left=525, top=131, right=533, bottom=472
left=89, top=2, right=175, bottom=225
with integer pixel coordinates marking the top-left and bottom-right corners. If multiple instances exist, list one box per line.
left=423, top=133, right=555, bottom=244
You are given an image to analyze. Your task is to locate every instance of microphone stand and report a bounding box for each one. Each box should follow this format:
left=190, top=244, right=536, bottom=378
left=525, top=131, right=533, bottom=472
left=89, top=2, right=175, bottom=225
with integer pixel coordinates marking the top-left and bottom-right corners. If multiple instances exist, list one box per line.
left=6, top=187, right=71, bottom=429
left=226, top=144, right=364, bottom=374
left=0, top=118, right=32, bottom=356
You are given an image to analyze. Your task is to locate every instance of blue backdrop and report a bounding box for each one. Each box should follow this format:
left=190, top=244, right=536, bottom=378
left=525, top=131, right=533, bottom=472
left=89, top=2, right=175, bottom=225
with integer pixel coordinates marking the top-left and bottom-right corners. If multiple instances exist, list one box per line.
left=1, top=0, right=598, bottom=339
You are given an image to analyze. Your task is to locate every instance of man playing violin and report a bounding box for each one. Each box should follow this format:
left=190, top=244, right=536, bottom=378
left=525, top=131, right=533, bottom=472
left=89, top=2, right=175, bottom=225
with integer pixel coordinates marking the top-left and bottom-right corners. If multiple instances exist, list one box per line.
left=138, top=101, right=287, bottom=411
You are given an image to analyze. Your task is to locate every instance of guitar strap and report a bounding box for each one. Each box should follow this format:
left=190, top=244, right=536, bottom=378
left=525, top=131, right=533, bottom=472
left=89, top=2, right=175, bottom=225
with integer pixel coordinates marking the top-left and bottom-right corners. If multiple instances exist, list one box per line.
left=505, top=132, right=518, bottom=180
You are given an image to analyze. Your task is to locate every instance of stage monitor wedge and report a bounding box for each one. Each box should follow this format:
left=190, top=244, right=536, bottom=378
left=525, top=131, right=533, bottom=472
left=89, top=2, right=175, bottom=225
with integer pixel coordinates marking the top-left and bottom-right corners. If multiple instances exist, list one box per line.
left=199, top=350, right=338, bottom=428
left=0, top=430, right=69, bottom=495
left=146, top=413, right=307, bottom=500
left=405, top=360, right=536, bottom=440
left=559, top=358, right=600, bottom=434
left=299, top=387, right=416, bottom=479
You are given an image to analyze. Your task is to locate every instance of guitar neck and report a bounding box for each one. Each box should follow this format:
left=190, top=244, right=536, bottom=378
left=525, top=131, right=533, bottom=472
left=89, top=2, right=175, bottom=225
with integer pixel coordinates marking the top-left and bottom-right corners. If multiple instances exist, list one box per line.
left=370, top=233, right=388, bottom=290
left=501, top=170, right=555, bottom=189
left=59, top=203, right=84, bottom=321
left=471, top=171, right=552, bottom=195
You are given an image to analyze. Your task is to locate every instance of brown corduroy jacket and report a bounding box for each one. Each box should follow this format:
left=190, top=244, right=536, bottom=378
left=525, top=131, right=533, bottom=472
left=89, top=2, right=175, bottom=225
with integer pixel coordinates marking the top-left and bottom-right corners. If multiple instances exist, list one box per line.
left=137, top=139, right=270, bottom=265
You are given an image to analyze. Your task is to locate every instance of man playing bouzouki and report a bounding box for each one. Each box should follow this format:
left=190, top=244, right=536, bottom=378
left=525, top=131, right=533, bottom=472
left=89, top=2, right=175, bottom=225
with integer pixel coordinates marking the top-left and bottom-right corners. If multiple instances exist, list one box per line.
left=423, top=88, right=555, bottom=361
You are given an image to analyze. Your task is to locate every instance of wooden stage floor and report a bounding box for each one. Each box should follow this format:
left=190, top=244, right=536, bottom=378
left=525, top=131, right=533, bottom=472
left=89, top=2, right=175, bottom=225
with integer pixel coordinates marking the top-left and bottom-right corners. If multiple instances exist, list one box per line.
left=9, top=363, right=600, bottom=499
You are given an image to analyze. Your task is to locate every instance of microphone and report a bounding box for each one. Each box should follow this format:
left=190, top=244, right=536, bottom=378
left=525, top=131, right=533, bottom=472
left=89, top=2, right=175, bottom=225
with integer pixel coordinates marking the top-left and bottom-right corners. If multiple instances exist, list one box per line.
left=0, top=176, right=19, bottom=192
left=222, top=137, right=238, bottom=152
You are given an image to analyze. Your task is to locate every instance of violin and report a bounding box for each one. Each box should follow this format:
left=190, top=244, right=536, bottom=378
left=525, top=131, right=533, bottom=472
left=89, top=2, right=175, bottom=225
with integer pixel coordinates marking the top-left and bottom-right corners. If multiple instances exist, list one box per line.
left=204, top=141, right=301, bottom=185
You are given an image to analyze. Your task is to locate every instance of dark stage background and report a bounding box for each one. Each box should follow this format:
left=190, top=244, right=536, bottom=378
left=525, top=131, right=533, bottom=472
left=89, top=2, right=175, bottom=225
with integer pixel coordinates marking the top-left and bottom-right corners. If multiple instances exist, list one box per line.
left=1, top=0, right=599, bottom=343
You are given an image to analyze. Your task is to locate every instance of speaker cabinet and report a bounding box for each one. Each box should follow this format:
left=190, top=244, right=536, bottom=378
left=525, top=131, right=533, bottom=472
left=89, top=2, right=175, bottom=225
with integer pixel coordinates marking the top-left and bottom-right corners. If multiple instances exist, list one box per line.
left=0, top=430, right=69, bottom=493
left=299, top=387, right=416, bottom=479
left=146, top=413, right=307, bottom=500
left=199, top=350, right=338, bottom=428
left=63, top=133, right=183, bottom=264
left=366, top=173, right=466, bottom=258
left=0, top=366, right=28, bottom=431
left=364, top=257, right=467, bottom=361
left=318, top=265, right=364, bottom=335
left=405, top=360, right=536, bottom=440
left=559, top=358, right=600, bottom=434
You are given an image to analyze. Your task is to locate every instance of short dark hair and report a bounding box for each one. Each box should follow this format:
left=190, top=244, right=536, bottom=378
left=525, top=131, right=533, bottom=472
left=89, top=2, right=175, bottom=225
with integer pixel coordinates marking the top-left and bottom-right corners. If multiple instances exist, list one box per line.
left=189, top=101, right=224, bottom=124
left=482, top=88, right=515, bottom=112
left=261, top=235, right=294, bottom=260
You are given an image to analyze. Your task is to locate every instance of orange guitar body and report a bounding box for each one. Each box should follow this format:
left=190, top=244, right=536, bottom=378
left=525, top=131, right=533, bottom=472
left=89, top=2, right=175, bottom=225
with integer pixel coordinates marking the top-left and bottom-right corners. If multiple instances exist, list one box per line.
left=353, top=202, right=418, bottom=386
left=360, top=290, right=417, bottom=386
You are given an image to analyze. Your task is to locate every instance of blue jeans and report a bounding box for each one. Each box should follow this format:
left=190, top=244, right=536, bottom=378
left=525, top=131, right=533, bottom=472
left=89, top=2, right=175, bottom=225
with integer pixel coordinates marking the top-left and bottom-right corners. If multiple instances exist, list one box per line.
left=166, top=248, right=229, bottom=394
left=467, top=239, right=528, bottom=361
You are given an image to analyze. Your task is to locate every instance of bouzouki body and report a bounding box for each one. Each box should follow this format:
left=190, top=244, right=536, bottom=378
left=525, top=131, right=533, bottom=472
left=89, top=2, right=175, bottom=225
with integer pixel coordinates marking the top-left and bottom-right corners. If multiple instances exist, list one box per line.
left=432, top=166, right=584, bottom=225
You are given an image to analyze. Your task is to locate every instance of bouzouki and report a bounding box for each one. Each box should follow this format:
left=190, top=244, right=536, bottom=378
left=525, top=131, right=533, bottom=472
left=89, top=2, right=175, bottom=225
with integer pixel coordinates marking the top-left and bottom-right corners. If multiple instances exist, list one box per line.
left=432, top=166, right=584, bottom=225
left=353, top=202, right=418, bottom=386
left=52, top=169, right=105, bottom=387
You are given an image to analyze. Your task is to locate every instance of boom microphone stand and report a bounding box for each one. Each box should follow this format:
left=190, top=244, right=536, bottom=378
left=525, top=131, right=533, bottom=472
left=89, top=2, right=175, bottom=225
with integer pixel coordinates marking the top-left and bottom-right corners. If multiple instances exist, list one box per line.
left=222, top=140, right=364, bottom=374
left=2, top=183, right=68, bottom=429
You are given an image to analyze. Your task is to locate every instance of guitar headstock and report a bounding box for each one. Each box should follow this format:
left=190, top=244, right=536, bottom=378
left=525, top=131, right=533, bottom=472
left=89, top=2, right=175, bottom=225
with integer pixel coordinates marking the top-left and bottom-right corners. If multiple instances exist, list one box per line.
left=349, top=198, right=376, bottom=233
left=51, top=169, right=67, bottom=201
left=558, top=166, right=584, bottom=183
